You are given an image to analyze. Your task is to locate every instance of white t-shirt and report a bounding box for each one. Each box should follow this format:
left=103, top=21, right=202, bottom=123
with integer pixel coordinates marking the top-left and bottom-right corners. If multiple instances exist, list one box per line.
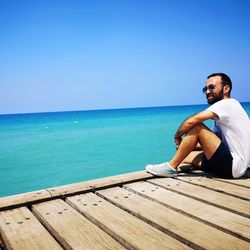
left=207, top=98, right=250, bottom=178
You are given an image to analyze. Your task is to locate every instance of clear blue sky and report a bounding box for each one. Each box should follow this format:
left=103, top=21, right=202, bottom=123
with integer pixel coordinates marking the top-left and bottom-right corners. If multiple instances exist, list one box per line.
left=1, top=0, right=250, bottom=114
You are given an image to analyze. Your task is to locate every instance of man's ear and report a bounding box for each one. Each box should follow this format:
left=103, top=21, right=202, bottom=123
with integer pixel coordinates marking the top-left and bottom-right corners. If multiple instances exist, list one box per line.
left=223, top=84, right=230, bottom=95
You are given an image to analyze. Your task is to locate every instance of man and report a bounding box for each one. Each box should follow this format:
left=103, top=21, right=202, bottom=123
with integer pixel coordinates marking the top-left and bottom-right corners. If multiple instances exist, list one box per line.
left=146, top=73, right=250, bottom=179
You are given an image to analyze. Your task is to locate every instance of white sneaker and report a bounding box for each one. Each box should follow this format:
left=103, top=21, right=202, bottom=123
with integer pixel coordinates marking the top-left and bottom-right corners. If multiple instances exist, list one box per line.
left=146, top=162, right=177, bottom=177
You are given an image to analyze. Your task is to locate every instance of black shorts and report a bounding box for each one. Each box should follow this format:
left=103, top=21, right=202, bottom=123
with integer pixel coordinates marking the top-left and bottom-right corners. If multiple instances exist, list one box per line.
left=201, top=142, right=233, bottom=179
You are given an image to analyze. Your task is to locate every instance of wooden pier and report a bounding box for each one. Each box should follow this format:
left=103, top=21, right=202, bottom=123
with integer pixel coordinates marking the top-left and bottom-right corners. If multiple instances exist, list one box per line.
left=0, top=169, right=250, bottom=249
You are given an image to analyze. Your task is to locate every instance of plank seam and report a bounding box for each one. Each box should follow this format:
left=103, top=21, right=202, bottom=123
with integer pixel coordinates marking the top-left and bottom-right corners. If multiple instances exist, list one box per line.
left=65, top=197, right=135, bottom=250
left=0, top=174, right=154, bottom=211
left=147, top=180, right=250, bottom=219
left=30, top=200, right=72, bottom=250
left=124, top=184, right=250, bottom=243
left=0, top=196, right=52, bottom=212
left=176, top=178, right=250, bottom=201
left=45, top=189, right=54, bottom=197
left=96, top=191, right=203, bottom=250
left=210, top=178, right=250, bottom=189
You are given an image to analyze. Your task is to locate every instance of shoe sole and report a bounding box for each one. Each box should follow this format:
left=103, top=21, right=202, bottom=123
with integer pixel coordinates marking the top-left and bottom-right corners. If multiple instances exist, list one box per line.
left=146, top=166, right=177, bottom=177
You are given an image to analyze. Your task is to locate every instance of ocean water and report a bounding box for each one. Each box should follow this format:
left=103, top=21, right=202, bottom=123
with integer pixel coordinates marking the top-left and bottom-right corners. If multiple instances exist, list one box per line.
left=1, top=102, right=249, bottom=197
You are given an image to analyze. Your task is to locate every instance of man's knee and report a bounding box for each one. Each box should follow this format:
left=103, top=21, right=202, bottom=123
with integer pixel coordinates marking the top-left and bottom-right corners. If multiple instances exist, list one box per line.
left=187, top=123, right=208, bottom=135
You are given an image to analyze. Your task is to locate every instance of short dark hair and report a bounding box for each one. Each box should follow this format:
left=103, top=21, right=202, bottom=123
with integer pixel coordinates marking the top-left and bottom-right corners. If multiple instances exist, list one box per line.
left=207, top=72, right=232, bottom=95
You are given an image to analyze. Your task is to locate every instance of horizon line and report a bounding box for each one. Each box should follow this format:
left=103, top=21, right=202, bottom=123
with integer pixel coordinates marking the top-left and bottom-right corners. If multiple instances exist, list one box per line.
left=1, top=100, right=250, bottom=116
left=0, top=102, right=210, bottom=116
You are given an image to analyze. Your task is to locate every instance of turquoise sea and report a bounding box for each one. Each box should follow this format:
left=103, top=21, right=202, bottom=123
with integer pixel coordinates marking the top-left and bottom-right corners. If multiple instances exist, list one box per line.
left=1, top=102, right=250, bottom=197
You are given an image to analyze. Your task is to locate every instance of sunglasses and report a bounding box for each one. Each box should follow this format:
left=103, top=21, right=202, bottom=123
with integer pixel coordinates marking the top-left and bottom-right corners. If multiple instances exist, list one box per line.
left=202, top=84, right=216, bottom=93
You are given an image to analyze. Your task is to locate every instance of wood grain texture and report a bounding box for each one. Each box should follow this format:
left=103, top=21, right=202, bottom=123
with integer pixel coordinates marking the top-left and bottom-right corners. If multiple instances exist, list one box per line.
left=32, top=199, right=123, bottom=250
left=177, top=176, right=250, bottom=200
left=213, top=177, right=250, bottom=188
left=0, top=190, right=51, bottom=211
left=0, top=171, right=152, bottom=211
left=148, top=178, right=250, bottom=217
left=1, top=170, right=249, bottom=249
left=97, top=186, right=250, bottom=250
left=0, top=207, right=62, bottom=250
left=47, top=170, right=153, bottom=197
left=125, top=181, right=250, bottom=242
left=66, top=193, right=191, bottom=250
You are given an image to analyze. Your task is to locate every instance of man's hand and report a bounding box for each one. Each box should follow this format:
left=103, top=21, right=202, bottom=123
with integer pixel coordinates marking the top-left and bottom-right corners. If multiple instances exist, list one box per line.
left=173, top=110, right=218, bottom=150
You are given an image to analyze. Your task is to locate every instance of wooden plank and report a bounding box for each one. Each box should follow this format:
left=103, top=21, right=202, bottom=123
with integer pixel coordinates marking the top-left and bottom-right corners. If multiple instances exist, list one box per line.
left=47, top=170, right=153, bottom=197
left=32, top=199, right=123, bottom=250
left=66, top=193, right=190, bottom=249
left=0, top=189, right=51, bottom=211
left=0, top=171, right=152, bottom=211
left=97, top=187, right=250, bottom=250
left=177, top=176, right=250, bottom=200
left=177, top=167, right=250, bottom=188
left=0, top=207, right=62, bottom=250
left=148, top=178, right=250, bottom=217
left=213, top=177, right=250, bottom=188
left=125, top=181, right=250, bottom=242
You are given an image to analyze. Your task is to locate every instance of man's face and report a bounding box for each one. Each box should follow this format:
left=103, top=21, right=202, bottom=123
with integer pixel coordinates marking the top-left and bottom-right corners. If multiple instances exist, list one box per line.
left=204, top=76, right=224, bottom=105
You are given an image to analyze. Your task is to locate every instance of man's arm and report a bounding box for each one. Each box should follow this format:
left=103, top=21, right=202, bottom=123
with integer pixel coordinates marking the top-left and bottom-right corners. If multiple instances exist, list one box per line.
left=174, top=110, right=218, bottom=147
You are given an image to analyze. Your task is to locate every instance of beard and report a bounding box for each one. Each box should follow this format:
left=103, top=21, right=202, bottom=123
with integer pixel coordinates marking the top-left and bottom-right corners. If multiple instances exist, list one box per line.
left=206, top=88, right=224, bottom=105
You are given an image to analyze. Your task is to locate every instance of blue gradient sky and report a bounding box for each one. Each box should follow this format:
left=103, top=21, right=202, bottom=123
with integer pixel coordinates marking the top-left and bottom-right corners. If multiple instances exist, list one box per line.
left=1, top=0, right=250, bottom=114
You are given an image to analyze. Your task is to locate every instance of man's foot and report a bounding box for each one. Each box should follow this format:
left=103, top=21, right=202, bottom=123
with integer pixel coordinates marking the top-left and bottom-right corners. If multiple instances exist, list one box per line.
left=145, top=162, right=177, bottom=177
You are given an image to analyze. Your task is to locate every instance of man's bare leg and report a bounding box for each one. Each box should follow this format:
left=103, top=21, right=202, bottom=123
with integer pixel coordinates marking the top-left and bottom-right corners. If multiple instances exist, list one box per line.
left=169, top=123, right=221, bottom=169
left=181, top=151, right=204, bottom=169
